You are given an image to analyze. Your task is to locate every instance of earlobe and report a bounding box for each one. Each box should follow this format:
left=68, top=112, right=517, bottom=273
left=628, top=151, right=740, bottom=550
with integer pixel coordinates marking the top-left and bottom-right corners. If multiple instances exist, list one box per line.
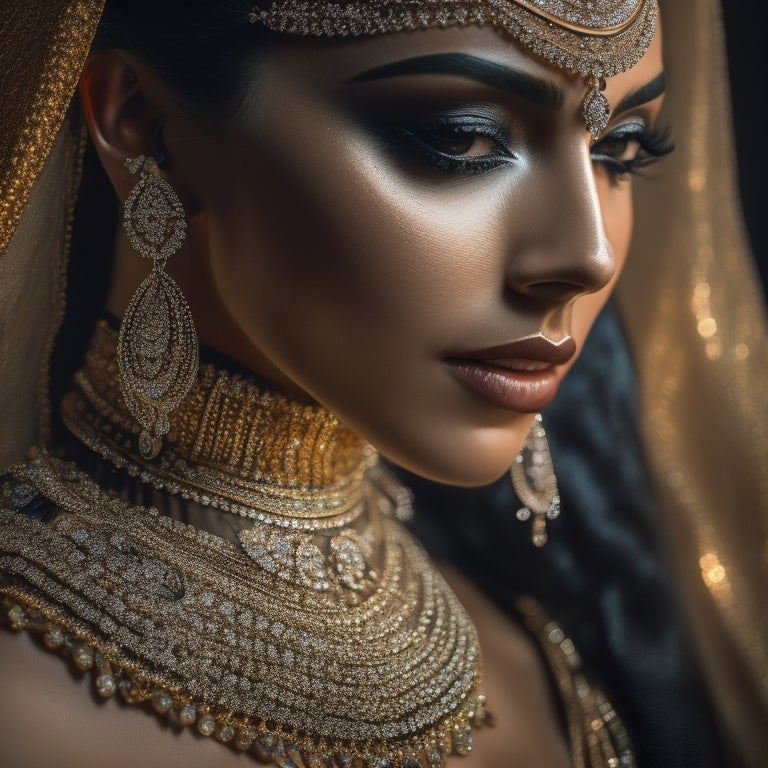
left=79, top=50, right=158, bottom=202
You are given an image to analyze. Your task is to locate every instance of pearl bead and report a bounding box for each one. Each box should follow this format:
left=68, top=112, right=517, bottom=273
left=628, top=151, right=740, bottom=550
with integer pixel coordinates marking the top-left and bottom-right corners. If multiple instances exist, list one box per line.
left=43, top=628, right=65, bottom=649
left=7, top=604, right=26, bottom=630
left=197, top=714, right=216, bottom=736
left=73, top=644, right=95, bottom=671
left=234, top=728, right=255, bottom=750
left=178, top=703, right=197, bottom=726
left=152, top=691, right=173, bottom=714
left=95, top=674, right=117, bottom=698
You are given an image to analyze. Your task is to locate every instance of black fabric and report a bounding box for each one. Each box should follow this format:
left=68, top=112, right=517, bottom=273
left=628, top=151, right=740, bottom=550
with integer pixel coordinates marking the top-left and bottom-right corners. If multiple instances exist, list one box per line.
left=397, top=303, right=724, bottom=768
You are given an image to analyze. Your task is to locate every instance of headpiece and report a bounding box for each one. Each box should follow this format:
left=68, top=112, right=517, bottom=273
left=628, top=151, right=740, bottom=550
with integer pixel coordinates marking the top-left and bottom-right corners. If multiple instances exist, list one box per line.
left=250, top=0, right=658, bottom=138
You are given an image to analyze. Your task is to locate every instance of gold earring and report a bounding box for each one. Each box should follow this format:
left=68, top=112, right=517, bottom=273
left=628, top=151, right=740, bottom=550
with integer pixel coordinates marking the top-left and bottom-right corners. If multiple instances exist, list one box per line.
left=118, top=155, right=199, bottom=460
left=511, top=414, right=560, bottom=547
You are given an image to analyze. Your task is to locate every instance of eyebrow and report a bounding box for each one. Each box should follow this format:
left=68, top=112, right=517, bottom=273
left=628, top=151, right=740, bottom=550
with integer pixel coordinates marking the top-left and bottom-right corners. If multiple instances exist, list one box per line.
left=613, top=72, right=666, bottom=116
left=349, top=53, right=564, bottom=110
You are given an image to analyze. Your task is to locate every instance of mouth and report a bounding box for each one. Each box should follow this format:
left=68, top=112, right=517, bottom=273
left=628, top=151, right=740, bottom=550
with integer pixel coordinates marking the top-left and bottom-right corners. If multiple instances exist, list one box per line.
left=444, top=335, right=576, bottom=412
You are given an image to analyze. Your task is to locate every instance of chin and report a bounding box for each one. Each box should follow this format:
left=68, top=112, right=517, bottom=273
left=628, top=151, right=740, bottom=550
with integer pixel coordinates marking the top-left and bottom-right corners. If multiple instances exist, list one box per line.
left=374, top=421, right=534, bottom=488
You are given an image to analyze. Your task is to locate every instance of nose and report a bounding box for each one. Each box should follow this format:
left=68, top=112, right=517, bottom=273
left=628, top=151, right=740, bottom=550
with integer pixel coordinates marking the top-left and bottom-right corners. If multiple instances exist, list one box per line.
left=504, top=142, right=615, bottom=304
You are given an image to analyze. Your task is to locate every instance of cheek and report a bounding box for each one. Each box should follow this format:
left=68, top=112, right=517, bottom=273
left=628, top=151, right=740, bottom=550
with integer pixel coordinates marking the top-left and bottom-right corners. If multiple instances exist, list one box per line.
left=203, top=113, right=510, bottom=372
left=195, top=115, right=534, bottom=485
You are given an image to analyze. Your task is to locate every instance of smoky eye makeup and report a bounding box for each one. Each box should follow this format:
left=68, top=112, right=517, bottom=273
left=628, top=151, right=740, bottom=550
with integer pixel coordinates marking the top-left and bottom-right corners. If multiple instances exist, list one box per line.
left=591, top=119, right=674, bottom=182
left=339, top=71, right=540, bottom=177
left=352, top=99, right=525, bottom=176
left=385, top=110, right=519, bottom=174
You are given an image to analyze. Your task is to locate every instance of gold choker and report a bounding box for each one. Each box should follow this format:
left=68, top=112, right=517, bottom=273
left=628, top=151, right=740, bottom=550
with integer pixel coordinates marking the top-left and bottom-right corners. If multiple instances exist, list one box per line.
left=0, top=321, right=489, bottom=767
left=62, top=320, right=375, bottom=524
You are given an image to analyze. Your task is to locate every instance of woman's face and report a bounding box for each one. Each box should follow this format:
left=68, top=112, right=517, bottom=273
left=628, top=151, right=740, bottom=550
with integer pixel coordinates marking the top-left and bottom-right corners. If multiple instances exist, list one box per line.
left=166, top=23, right=665, bottom=485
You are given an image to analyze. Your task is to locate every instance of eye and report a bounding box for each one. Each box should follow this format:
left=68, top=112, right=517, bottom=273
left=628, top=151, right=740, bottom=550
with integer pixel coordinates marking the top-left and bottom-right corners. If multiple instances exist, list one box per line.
left=412, top=125, right=499, bottom=158
left=391, top=113, right=516, bottom=175
left=591, top=121, right=674, bottom=182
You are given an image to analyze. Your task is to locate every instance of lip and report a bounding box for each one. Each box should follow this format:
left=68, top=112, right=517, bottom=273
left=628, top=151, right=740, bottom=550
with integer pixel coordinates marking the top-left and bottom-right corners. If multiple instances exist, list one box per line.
left=445, top=335, right=576, bottom=412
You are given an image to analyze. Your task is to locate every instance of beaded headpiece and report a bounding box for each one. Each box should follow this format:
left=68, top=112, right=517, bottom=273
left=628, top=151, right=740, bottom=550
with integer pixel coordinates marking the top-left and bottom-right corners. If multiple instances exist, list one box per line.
left=250, top=0, right=658, bottom=138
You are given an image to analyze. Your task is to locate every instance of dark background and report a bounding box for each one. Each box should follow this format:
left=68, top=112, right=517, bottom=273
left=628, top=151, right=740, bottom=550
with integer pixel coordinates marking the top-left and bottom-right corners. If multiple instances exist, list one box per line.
left=721, top=0, right=767, bottom=292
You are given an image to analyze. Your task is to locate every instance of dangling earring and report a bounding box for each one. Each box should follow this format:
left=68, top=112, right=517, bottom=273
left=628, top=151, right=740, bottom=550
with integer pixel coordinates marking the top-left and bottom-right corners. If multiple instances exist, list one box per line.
left=511, top=414, right=560, bottom=547
left=118, top=155, right=199, bottom=460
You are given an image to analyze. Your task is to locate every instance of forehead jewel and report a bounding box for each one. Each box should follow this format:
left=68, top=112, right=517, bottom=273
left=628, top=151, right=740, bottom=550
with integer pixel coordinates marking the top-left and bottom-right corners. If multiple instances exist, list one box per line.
left=250, top=0, right=658, bottom=138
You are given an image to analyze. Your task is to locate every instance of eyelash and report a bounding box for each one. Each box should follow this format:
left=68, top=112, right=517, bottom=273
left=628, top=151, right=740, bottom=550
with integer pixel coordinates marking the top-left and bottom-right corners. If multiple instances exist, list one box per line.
left=389, top=115, right=674, bottom=180
left=591, top=124, right=674, bottom=181
left=391, top=115, right=515, bottom=174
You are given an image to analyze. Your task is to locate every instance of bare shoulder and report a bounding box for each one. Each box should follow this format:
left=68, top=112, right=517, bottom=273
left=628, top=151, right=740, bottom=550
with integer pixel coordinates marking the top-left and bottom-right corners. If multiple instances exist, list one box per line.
left=0, top=570, right=571, bottom=768
left=0, top=629, right=241, bottom=768
left=438, top=564, right=571, bottom=768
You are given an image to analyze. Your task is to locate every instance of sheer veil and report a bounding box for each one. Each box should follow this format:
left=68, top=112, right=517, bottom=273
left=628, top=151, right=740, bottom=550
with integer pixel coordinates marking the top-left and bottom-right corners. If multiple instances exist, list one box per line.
left=622, top=0, right=768, bottom=757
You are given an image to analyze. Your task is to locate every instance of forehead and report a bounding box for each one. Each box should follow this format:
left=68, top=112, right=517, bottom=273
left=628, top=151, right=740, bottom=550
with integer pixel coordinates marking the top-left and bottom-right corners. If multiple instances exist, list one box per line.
left=262, top=21, right=663, bottom=110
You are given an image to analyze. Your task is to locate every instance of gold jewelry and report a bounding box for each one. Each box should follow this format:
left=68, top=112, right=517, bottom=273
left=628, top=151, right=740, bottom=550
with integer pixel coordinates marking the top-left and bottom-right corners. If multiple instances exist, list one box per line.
left=1, top=448, right=487, bottom=767
left=517, top=596, right=635, bottom=767
left=511, top=413, right=560, bottom=547
left=6, top=320, right=490, bottom=767
left=118, top=155, right=198, bottom=461
left=249, top=0, right=658, bottom=139
left=63, top=320, right=371, bottom=523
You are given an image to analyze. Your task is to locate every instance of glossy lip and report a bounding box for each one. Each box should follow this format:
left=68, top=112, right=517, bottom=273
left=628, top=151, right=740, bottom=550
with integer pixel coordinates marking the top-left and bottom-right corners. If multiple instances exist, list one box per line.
left=444, top=335, right=576, bottom=412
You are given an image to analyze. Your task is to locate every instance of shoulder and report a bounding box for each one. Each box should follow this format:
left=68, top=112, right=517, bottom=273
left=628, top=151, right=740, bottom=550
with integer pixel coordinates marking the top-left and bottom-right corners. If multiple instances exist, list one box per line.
left=0, top=628, right=240, bottom=768
left=438, top=564, right=572, bottom=768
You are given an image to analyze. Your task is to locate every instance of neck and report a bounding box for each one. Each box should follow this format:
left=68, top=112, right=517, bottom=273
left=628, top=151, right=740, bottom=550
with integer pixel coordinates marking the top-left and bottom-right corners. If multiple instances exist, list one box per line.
left=61, top=319, right=373, bottom=522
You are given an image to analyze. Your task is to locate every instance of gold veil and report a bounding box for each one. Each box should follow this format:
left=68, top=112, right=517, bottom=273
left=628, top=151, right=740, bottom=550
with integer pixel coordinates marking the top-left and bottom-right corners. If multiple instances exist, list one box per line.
left=622, top=1, right=768, bottom=758
left=1, top=0, right=766, bottom=763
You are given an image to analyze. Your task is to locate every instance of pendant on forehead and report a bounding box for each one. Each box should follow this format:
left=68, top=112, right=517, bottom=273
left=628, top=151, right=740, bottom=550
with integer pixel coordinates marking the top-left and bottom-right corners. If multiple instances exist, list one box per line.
left=250, top=0, right=657, bottom=139
left=583, top=77, right=611, bottom=139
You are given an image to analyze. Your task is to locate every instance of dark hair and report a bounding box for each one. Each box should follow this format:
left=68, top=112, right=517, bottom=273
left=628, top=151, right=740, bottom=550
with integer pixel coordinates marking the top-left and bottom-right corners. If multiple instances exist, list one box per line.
left=92, top=0, right=272, bottom=124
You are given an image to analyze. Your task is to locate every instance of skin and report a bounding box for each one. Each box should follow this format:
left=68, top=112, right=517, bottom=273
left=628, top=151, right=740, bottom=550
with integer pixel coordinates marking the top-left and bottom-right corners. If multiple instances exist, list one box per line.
left=89, top=22, right=666, bottom=487
left=0, top=21, right=665, bottom=768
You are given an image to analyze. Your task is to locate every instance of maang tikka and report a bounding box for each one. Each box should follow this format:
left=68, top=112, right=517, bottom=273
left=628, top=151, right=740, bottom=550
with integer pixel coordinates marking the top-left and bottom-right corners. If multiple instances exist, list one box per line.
left=511, top=413, right=560, bottom=547
left=118, top=155, right=199, bottom=460
left=251, top=0, right=658, bottom=140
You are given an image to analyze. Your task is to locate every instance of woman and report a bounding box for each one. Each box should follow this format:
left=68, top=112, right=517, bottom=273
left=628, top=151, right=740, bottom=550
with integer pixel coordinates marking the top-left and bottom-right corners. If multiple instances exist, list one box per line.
left=0, top=1, right=765, bottom=767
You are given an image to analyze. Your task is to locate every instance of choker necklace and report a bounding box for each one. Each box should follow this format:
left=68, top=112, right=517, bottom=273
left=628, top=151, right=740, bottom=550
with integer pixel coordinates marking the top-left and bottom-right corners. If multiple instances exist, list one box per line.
left=1, top=321, right=488, bottom=768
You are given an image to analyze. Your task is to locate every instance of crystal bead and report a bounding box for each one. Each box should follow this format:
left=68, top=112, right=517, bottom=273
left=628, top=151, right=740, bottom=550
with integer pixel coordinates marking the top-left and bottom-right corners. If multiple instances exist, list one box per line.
left=73, top=643, right=95, bottom=671
left=43, top=627, right=65, bottom=649
left=452, top=724, right=473, bottom=756
left=217, top=724, right=235, bottom=743
left=197, top=713, right=216, bottom=736
left=235, top=728, right=256, bottom=750
left=151, top=690, right=173, bottom=714
left=251, top=739, right=272, bottom=762
left=178, top=703, right=197, bottom=726
left=7, top=604, right=26, bottom=630
left=95, top=674, right=117, bottom=698
left=260, top=731, right=277, bottom=749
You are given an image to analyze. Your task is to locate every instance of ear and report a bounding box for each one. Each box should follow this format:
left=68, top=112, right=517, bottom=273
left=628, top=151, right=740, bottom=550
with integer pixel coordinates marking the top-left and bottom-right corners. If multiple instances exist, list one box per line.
left=79, top=50, right=195, bottom=209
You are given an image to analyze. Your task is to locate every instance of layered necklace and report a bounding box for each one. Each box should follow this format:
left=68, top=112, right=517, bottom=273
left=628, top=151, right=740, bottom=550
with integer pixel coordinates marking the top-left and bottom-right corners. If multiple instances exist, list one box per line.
left=0, top=320, right=488, bottom=768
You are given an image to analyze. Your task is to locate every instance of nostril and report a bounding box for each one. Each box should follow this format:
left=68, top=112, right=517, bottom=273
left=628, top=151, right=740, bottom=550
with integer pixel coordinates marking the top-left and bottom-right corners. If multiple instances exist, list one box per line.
left=505, top=235, right=616, bottom=301
left=509, top=280, right=589, bottom=305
